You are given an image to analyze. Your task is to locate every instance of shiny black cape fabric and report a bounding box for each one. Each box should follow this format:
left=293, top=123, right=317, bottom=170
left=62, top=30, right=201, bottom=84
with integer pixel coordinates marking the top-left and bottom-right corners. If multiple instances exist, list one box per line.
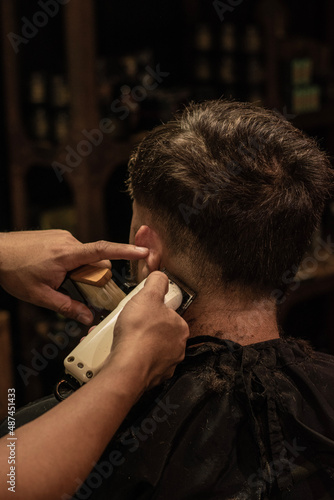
left=71, top=336, right=334, bottom=500
left=2, top=336, right=334, bottom=499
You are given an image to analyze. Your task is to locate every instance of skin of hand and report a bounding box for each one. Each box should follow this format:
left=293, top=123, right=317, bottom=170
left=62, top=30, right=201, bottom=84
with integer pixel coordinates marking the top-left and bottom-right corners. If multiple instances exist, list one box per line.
left=0, top=271, right=189, bottom=500
left=0, top=229, right=149, bottom=324
left=105, top=271, right=190, bottom=391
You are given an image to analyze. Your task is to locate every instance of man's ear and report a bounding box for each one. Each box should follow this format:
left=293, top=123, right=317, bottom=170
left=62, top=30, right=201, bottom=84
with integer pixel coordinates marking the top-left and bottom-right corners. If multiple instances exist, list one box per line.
left=134, top=225, right=163, bottom=275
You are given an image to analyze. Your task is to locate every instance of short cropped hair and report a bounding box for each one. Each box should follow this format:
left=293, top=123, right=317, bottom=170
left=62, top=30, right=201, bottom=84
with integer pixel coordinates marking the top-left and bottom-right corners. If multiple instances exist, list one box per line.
left=127, top=100, right=333, bottom=295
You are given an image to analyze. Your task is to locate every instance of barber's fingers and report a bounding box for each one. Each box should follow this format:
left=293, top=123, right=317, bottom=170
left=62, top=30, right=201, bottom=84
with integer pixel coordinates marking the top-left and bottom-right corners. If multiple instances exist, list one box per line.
left=141, top=271, right=169, bottom=301
left=39, top=288, right=93, bottom=325
left=65, top=241, right=148, bottom=270
left=88, top=260, right=112, bottom=269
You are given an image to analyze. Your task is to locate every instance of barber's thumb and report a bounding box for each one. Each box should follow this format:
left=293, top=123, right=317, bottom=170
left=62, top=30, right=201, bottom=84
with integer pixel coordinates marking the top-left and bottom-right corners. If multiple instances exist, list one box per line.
left=46, top=289, right=94, bottom=325
left=143, top=271, right=169, bottom=300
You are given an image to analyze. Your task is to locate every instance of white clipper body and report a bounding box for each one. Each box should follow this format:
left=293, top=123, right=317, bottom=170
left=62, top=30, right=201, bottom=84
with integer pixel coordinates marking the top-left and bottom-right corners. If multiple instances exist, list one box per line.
left=64, top=278, right=183, bottom=384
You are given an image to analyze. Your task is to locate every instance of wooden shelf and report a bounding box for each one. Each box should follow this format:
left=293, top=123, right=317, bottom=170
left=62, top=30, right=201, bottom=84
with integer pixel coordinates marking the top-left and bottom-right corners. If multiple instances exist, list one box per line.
left=1, top=0, right=140, bottom=242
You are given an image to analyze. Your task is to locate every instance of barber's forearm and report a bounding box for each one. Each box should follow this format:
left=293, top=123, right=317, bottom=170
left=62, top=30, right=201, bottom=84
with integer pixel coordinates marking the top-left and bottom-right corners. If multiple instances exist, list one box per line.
left=0, top=271, right=188, bottom=499
left=1, top=354, right=146, bottom=500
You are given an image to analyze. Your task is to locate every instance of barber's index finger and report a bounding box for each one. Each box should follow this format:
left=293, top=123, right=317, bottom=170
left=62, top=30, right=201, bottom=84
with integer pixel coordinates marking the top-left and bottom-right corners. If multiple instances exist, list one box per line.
left=67, top=242, right=148, bottom=269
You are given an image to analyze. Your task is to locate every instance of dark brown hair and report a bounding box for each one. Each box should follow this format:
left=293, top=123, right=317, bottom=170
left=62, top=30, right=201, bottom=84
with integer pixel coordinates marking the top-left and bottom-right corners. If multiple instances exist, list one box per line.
left=127, top=100, right=333, bottom=294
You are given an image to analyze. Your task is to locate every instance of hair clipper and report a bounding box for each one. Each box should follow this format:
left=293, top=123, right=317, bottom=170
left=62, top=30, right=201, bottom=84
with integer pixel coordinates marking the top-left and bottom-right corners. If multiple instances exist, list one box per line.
left=63, top=271, right=195, bottom=385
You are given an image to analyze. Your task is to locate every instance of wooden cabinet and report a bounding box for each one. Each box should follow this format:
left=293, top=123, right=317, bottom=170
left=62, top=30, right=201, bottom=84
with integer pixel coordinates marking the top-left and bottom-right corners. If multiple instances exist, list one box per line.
left=1, top=0, right=138, bottom=243
left=3, top=0, right=334, bottom=243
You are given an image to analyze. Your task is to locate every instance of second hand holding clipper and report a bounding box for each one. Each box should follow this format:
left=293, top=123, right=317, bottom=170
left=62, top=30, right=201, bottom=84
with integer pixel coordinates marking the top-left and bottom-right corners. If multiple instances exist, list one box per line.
left=64, top=274, right=194, bottom=385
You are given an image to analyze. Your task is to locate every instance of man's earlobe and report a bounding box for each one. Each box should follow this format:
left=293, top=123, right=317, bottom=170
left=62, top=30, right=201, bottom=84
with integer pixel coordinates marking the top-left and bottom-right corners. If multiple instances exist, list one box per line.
left=134, top=225, right=162, bottom=274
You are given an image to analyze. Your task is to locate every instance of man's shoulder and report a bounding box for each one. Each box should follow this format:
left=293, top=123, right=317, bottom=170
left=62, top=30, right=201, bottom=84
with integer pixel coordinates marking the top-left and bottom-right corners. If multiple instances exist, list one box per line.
left=183, top=335, right=334, bottom=376
left=77, top=336, right=334, bottom=500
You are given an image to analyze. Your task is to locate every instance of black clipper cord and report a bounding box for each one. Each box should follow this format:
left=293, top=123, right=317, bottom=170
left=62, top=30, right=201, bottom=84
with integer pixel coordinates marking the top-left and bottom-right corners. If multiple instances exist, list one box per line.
left=55, top=373, right=81, bottom=401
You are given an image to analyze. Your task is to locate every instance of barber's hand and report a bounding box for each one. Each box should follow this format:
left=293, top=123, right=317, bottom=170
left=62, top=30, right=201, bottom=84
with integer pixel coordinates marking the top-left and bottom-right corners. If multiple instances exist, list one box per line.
left=106, top=271, right=190, bottom=390
left=0, top=230, right=148, bottom=325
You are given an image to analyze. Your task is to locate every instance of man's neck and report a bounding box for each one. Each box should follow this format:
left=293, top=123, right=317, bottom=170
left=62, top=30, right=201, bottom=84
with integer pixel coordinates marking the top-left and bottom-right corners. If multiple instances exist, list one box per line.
left=183, top=293, right=280, bottom=346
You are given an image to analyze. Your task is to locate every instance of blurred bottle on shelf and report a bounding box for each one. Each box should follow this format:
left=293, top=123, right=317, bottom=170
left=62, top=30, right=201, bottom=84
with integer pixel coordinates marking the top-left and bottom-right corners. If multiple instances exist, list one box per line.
left=30, top=107, right=50, bottom=143
left=220, top=23, right=237, bottom=53
left=29, top=71, right=47, bottom=104
left=242, top=24, right=265, bottom=104
left=288, top=57, right=321, bottom=114
left=193, top=23, right=214, bottom=84
left=24, top=71, right=71, bottom=146
left=27, top=71, right=50, bottom=144
left=50, top=74, right=71, bottom=144
left=217, top=22, right=265, bottom=105
left=218, top=23, right=238, bottom=99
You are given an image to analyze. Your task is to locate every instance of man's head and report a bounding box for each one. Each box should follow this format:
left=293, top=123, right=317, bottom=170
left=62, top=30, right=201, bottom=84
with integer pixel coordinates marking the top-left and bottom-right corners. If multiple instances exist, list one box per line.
left=127, top=100, right=333, bottom=299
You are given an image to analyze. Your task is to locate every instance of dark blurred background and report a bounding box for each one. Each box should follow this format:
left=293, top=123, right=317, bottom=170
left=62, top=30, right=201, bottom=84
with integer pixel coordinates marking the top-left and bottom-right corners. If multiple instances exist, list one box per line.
left=1, top=0, right=334, bottom=410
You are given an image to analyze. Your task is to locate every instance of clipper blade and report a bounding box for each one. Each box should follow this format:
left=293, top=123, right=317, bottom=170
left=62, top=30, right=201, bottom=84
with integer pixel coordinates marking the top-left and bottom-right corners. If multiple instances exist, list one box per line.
left=163, top=269, right=196, bottom=315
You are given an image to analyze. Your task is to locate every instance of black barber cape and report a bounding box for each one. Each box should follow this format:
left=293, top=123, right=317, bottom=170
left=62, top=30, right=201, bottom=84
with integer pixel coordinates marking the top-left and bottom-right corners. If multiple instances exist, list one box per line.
left=4, top=337, right=334, bottom=499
